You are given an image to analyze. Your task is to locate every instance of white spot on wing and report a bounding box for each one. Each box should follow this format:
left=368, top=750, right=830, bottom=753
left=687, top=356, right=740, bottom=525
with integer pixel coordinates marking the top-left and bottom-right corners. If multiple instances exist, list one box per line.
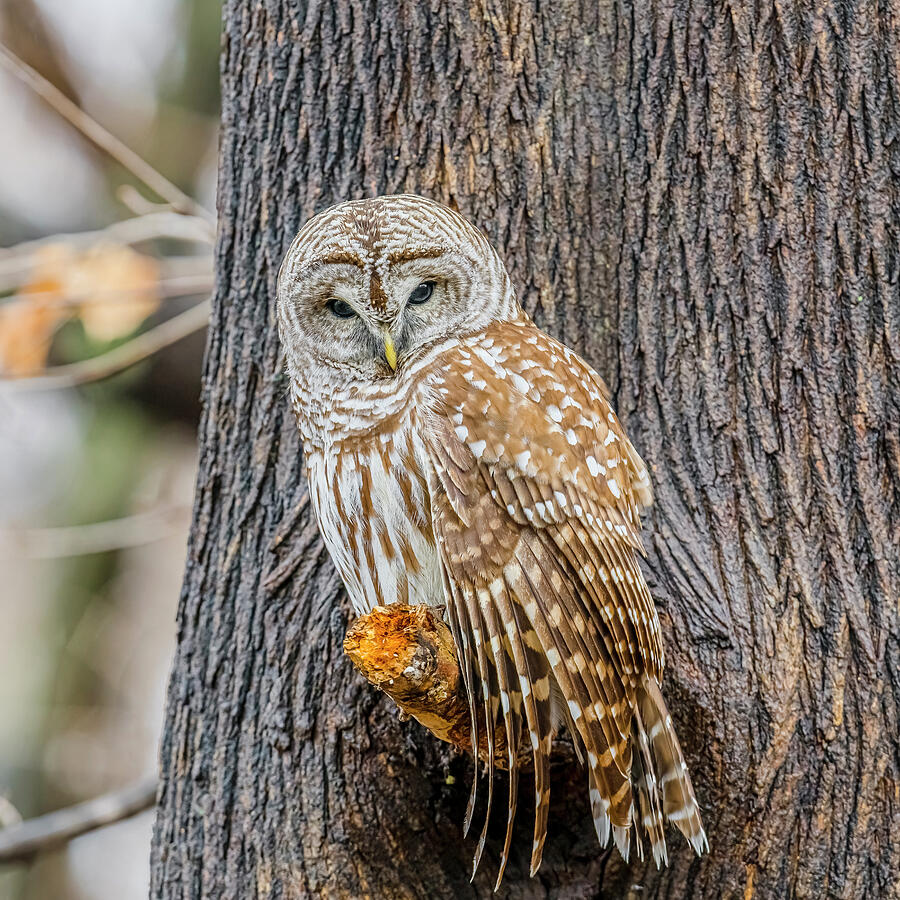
left=509, top=372, right=529, bottom=394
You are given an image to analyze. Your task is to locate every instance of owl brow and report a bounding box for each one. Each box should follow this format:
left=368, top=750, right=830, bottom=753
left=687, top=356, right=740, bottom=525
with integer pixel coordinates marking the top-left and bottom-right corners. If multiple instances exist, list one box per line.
left=317, top=250, right=367, bottom=268
left=292, top=252, right=367, bottom=281
left=387, top=247, right=446, bottom=265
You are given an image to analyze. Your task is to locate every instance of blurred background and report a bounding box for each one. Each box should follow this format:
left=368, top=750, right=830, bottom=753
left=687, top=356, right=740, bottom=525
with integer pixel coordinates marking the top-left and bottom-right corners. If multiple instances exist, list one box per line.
left=0, top=1, right=221, bottom=897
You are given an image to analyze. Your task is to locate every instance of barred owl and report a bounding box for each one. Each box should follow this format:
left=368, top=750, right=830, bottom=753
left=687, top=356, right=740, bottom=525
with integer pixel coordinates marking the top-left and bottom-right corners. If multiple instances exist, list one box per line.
left=276, top=195, right=707, bottom=884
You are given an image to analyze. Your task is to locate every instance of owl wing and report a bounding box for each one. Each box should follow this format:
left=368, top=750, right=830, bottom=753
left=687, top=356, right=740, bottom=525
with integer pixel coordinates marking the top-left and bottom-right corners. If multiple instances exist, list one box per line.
left=423, top=320, right=690, bottom=881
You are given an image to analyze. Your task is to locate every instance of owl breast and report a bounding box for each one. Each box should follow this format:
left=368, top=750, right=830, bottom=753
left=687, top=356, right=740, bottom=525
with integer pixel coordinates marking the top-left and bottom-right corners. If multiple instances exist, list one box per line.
left=306, top=417, right=443, bottom=616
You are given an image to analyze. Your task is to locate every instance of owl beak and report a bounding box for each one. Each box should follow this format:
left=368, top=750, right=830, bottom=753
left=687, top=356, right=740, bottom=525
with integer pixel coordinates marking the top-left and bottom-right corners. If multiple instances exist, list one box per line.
left=382, top=329, right=398, bottom=371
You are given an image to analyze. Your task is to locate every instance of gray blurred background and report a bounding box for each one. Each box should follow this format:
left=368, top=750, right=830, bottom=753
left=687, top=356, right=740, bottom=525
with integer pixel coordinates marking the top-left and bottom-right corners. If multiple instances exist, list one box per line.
left=0, top=1, right=221, bottom=896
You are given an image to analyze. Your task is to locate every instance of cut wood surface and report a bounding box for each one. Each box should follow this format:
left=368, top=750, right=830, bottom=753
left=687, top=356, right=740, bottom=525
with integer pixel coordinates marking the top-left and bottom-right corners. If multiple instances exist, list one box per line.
left=344, top=604, right=473, bottom=751
left=344, top=603, right=521, bottom=768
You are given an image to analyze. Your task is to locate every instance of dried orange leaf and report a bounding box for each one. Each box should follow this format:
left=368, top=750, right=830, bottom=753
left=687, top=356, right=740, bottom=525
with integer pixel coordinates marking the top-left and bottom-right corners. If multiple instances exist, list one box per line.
left=72, top=244, right=160, bottom=341
left=0, top=244, right=73, bottom=375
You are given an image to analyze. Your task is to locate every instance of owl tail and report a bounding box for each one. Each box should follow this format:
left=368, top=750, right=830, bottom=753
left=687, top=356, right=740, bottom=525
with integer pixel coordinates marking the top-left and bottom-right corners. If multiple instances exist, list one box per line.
left=632, top=673, right=708, bottom=864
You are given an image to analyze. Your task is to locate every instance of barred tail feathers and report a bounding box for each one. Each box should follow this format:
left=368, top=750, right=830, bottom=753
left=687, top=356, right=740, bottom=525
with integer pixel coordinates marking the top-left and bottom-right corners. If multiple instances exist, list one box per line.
left=634, top=674, right=708, bottom=859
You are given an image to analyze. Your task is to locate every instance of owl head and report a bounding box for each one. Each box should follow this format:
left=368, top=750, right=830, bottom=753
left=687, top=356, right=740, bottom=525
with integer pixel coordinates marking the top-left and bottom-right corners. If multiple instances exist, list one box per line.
left=276, top=195, right=518, bottom=383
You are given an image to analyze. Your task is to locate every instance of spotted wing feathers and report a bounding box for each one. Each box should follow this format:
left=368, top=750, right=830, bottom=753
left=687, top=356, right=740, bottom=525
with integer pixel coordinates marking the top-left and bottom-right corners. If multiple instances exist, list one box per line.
left=425, top=320, right=706, bottom=879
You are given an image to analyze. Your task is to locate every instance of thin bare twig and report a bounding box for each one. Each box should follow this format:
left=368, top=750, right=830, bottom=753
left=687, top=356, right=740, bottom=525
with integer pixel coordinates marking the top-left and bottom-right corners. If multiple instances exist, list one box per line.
left=0, top=213, right=215, bottom=282
left=1, top=298, right=211, bottom=390
left=117, top=184, right=176, bottom=217
left=0, top=44, right=213, bottom=221
left=0, top=777, right=157, bottom=864
left=0, top=504, right=191, bottom=558
left=0, top=274, right=214, bottom=308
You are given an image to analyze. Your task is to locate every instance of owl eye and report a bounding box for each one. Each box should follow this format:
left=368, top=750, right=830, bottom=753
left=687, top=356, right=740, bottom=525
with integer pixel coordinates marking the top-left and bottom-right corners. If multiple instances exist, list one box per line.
left=407, top=281, right=435, bottom=305
left=326, top=298, right=357, bottom=319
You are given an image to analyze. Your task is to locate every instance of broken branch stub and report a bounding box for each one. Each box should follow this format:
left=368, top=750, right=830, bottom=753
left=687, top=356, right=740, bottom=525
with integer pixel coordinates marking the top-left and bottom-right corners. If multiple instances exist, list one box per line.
left=343, top=603, right=514, bottom=767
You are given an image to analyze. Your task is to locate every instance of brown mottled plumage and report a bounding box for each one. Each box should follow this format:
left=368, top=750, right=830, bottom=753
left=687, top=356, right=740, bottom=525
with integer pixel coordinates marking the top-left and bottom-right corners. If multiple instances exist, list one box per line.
left=276, top=195, right=707, bottom=886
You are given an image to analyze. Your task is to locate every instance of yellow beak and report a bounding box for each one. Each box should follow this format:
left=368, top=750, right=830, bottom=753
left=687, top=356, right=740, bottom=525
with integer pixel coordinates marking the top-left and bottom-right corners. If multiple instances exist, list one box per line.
left=382, top=330, right=397, bottom=371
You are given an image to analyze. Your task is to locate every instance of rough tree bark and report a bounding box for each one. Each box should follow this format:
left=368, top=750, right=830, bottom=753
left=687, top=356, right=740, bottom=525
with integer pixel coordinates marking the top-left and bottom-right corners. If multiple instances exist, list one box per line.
left=151, top=1, right=900, bottom=898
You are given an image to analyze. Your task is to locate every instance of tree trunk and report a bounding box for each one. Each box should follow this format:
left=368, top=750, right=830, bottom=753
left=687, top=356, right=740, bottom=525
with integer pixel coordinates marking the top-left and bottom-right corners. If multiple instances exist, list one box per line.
left=150, top=1, right=900, bottom=898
